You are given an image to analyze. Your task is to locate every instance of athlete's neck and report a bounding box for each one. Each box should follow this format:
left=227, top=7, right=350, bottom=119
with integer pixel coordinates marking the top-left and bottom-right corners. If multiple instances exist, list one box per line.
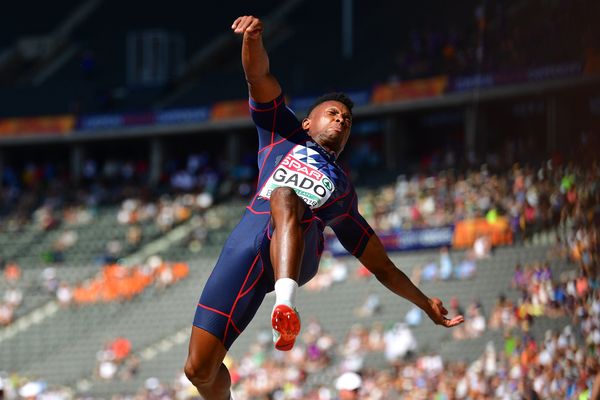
left=312, top=139, right=339, bottom=159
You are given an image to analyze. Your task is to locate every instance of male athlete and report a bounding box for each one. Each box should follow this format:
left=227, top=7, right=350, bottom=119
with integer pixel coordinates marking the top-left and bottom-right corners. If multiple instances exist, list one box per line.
left=184, top=15, right=464, bottom=400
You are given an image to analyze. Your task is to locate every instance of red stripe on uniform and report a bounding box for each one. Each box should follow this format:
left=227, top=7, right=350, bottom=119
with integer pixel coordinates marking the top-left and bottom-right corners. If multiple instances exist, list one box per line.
left=197, top=303, right=230, bottom=318
left=248, top=96, right=282, bottom=112
left=351, top=231, right=367, bottom=255
left=222, top=253, right=261, bottom=343
left=246, top=206, right=271, bottom=215
left=239, top=255, right=265, bottom=297
left=230, top=320, right=242, bottom=335
left=257, top=127, right=303, bottom=154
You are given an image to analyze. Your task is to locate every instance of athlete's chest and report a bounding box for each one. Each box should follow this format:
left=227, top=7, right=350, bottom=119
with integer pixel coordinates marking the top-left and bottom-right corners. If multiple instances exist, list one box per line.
left=260, top=142, right=348, bottom=209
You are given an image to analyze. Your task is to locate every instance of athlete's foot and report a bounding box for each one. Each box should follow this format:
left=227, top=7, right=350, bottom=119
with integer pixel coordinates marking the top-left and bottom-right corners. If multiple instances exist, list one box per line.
left=271, top=301, right=301, bottom=351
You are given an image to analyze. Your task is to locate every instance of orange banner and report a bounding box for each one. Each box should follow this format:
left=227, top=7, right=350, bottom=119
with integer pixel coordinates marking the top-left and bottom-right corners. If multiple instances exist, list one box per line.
left=0, top=115, right=75, bottom=136
left=452, top=217, right=513, bottom=248
left=584, top=49, right=600, bottom=75
left=211, top=100, right=250, bottom=120
left=371, top=75, right=448, bottom=104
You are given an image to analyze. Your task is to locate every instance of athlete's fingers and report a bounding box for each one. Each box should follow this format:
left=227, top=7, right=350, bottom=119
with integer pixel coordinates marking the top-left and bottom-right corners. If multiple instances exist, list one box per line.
left=232, top=16, right=249, bottom=32
left=233, top=16, right=252, bottom=34
left=231, top=16, right=244, bottom=30
left=238, top=16, right=257, bottom=34
left=234, top=19, right=249, bottom=34
left=246, top=18, right=263, bottom=34
left=444, top=315, right=465, bottom=328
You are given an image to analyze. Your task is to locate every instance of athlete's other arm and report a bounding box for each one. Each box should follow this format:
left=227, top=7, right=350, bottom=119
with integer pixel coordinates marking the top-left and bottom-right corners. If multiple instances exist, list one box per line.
left=358, top=235, right=464, bottom=328
left=232, top=16, right=281, bottom=103
left=592, top=371, right=600, bottom=400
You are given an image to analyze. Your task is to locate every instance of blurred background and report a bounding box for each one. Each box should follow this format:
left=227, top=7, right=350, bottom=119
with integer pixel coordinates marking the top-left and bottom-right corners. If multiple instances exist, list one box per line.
left=0, top=0, right=598, bottom=398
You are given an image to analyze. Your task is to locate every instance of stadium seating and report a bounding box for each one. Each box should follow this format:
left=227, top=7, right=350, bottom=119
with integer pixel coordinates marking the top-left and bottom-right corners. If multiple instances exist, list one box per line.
left=0, top=177, right=585, bottom=396
left=0, top=2, right=596, bottom=398
left=38, top=240, right=568, bottom=396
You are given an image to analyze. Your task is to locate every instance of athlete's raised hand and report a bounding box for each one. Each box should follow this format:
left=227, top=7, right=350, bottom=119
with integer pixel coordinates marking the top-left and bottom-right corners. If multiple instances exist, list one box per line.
left=232, top=16, right=263, bottom=39
left=425, top=297, right=464, bottom=328
left=232, top=14, right=281, bottom=103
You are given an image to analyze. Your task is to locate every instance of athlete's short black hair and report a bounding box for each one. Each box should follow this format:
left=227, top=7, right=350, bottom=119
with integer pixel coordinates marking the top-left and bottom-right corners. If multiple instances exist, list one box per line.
left=306, top=92, right=354, bottom=118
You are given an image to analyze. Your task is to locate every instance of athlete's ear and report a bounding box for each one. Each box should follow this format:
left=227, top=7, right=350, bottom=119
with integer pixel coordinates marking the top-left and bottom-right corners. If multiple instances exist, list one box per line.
left=302, top=117, right=310, bottom=131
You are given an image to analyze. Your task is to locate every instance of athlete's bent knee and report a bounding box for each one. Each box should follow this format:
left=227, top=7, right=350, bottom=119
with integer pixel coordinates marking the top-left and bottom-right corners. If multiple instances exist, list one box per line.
left=184, top=356, right=217, bottom=386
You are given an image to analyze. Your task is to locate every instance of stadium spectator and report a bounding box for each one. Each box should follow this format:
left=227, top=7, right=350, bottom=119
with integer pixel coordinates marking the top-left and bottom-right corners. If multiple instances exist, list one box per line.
left=3, top=262, right=21, bottom=284
left=405, top=305, right=423, bottom=327
left=473, top=235, right=492, bottom=259
left=355, top=292, right=381, bottom=318
left=455, top=255, right=477, bottom=280
left=463, top=299, right=487, bottom=339
left=0, top=302, right=14, bottom=326
left=384, top=322, right=417, bottom=364
left=438, top=246, right=454, bottom=280
left=488, top=293, right=518, bottom=332
left=109, top=337, right=132, bottom=362
left=40, top=267, right=59, bottom=294
left=335, top=371, right=362, bottom=399
left=56, top=282, right=73, bottom=307
left=3, top=286, right=22, bottom=309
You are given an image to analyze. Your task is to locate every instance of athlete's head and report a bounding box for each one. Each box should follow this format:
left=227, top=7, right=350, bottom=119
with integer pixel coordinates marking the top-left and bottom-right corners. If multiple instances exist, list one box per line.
left=302, top=92, right=354, bottom=157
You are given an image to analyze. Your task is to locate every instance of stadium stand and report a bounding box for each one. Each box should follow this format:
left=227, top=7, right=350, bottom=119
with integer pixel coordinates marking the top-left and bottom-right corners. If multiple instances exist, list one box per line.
left=1, top=155, right=596, bottom=398
left=0, top=1, right=598, bottom=399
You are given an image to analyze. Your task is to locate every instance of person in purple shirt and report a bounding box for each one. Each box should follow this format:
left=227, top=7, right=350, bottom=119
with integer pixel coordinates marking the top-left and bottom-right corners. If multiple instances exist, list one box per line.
left=184, top=15, right=464, bottom=400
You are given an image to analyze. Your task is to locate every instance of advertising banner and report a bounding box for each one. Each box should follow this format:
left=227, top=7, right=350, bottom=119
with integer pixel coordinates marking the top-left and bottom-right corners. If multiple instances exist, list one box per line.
left=78, top=107, right=211, bottom=132
left=371, top=76, right=448, bottom=104
left=0, top=115, right=75, bottom=136
left=78, top=114, right=126, bottom=131
left=211, top=100, right=250, bottom=120
left=326, top=226, right=455, bottom=256
left=452, top=217, right=512, bottom=248
left=156, top=107, right=210, bottom=124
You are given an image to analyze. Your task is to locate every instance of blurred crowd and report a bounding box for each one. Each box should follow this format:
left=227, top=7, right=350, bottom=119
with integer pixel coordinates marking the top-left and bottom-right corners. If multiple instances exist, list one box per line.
left=105, top=169, right=595, bottom=399
left=0, top=145, right=598, bottom=398
left=95, top=337, right=139, bottom=382
left=359, top=162, right=599, bottom=245
left=0, top=151, right=255, bottom=235
left=0, top=173, right=597, bottom=397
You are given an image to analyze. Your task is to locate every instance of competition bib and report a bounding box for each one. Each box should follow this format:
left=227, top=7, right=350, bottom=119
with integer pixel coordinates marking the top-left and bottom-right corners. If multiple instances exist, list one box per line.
left=260, top=144, right=336, bottom=208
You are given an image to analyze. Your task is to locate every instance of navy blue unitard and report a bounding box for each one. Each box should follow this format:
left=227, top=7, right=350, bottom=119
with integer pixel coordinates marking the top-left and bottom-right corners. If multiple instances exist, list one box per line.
left=193, top=94, right=374, bottom=349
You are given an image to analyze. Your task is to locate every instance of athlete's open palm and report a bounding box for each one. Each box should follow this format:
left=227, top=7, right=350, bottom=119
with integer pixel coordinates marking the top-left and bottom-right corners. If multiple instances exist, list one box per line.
left=232, top=16, right=263, bottom=39
left=426, top=297, right=464, bottom=328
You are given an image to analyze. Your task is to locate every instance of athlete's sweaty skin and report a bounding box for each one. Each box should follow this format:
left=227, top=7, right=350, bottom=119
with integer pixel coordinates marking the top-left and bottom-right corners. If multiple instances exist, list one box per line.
left=184, top=16, right=464, bottom=400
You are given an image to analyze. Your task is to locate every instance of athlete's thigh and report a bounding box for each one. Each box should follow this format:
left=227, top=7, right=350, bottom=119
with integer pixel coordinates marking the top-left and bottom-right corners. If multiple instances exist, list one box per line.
left=194, top=215, right=271, bottom=349
left=263, top=207, right=324, bottom=287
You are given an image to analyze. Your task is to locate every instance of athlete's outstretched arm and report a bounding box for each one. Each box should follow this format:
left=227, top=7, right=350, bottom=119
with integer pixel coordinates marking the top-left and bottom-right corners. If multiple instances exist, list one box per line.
left=358, top=234, right=464, bottom=328
left=232, top=15, right=281, bottom=103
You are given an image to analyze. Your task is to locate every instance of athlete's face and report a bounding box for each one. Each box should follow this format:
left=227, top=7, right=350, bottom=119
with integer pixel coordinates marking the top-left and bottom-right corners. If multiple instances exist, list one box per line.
left=302, top=100, right=353, bottom=156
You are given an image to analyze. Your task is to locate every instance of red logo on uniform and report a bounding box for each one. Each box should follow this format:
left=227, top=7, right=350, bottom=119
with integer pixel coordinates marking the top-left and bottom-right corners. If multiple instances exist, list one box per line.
left=280, top=155, right=323, bottom=180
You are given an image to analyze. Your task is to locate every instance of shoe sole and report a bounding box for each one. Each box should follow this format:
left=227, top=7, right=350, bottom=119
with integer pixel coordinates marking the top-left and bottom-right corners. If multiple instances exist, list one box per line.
left=271, top=304, right=301, bottom=351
